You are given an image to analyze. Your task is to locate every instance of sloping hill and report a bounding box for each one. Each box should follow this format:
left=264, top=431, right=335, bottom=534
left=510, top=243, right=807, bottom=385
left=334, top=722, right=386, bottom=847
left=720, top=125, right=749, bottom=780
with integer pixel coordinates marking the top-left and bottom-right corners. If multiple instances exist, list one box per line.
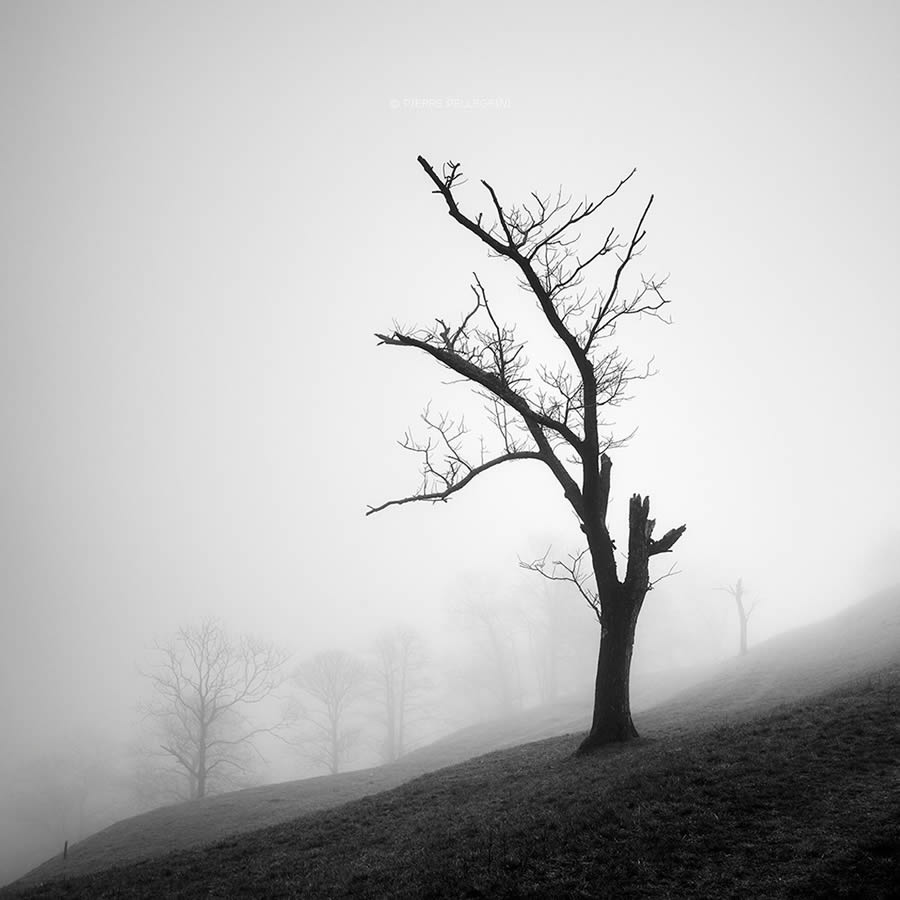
left=10, top=661, right=900, bottom=898
left=8, top=588, right=899, bottom=895
left=654, top=586, right=900, bottom=729
left=6, top=658, right=710, bottom=889
left=396, top=662, right=710, bottom=774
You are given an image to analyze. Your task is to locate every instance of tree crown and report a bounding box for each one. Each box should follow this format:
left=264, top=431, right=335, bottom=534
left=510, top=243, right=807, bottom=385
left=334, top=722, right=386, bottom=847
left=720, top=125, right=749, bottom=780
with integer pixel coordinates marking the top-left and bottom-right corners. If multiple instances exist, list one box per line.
left=369, top=156, right=672, bottom=524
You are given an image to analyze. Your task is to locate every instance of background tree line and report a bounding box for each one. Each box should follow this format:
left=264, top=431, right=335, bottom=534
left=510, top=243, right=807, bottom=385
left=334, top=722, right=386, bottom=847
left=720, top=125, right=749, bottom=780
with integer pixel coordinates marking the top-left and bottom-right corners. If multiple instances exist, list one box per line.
left=1, top=576, right=756, bottom=884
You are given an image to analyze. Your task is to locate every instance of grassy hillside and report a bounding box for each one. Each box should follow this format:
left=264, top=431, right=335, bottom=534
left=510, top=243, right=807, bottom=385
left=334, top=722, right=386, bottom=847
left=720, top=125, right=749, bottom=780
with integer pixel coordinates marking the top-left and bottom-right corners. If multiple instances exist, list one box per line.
left=6, top=653, right=710, bottom=889
left=8, top=664, right=899, bottom=898
left=8, top=588, right=900, bottom=898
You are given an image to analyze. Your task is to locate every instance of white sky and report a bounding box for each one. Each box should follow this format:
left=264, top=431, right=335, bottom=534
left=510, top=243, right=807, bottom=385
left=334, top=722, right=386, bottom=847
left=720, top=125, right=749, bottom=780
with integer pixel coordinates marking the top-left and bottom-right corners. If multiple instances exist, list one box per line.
left=2, top=0, right=899, bottom=758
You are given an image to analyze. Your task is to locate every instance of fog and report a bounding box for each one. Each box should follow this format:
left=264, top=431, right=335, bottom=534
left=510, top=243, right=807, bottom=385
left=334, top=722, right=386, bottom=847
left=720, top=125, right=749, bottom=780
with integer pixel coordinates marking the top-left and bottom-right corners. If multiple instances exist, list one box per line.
left=2, top=0, right=899, bottom=886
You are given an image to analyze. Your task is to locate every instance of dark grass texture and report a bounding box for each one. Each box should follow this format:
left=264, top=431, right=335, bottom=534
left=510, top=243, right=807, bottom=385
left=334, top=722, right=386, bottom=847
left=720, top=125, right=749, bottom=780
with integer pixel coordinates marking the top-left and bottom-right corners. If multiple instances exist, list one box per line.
left=11, top=666, right=900, bottom=899
left=13, top=588, right=899, bottom=891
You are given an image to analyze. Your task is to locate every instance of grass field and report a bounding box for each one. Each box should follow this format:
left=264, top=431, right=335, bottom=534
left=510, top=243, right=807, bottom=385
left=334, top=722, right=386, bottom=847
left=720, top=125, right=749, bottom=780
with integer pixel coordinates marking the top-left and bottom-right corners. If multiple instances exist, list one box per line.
left=5, top=651, right=711, bottom=889
left=7, top=588, right=900, bottom=898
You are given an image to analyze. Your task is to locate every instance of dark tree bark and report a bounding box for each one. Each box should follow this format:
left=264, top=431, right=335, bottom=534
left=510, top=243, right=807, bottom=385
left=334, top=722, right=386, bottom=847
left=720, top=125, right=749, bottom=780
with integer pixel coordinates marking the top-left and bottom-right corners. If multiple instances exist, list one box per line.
left=368, top=157, right=686, bottom=750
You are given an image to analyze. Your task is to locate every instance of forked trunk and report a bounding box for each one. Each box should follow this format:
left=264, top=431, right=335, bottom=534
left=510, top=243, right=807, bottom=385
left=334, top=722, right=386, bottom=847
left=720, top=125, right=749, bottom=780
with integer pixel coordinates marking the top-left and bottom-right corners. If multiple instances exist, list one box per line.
left=577, top=491, right=678, bottom=753
left=578, top=588, right=644, bottom=753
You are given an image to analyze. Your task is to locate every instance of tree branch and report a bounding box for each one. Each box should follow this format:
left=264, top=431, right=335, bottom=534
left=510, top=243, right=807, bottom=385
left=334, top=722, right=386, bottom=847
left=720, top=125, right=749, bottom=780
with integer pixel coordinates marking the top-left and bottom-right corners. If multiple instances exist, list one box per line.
left=649, top=524, right=687, bottom=556
left=366, top=450, right=543, bottom=515
left=375, top=330, right=585, bottom=453
left=520, top=547, right=602, bottom=624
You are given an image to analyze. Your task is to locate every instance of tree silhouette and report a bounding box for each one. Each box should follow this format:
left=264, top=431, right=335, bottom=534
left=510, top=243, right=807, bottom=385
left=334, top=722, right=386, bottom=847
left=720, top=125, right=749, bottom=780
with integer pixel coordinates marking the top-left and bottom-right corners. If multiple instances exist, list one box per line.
left=293, top=650, right=366, bottom=775
left=371, top=629, right=428, bottom=763
left=718, top=577, right=760, bottom=656
left=453, top=596, right=525, bottom=714
left=369, top=156, right=686, bottom=750
left=141, top=619, right=288, bottom=799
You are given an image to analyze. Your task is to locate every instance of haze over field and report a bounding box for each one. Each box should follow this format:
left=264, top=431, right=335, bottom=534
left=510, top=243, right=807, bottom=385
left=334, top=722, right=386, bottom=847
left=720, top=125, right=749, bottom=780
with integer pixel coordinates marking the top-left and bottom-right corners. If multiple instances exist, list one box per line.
left=2, top=0, right=899, bottom=887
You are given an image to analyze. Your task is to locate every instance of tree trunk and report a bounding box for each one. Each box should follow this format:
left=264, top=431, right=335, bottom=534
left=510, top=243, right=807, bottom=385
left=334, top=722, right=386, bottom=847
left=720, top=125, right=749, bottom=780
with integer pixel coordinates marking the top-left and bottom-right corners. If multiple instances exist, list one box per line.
left=578, top=492, right=674, bottom=753
left=384, top=690, right=397, bottom=763
left=733, top=578, right=749, bottom=656
left=196, top=723, right=208, bottom=799
left=196, top=748, right=207, bottom=799
left=578, top=589, right=643, bottom=752
left=396, top=675, right=406, bottom=759
left=330, top=720, right=339, bottom=775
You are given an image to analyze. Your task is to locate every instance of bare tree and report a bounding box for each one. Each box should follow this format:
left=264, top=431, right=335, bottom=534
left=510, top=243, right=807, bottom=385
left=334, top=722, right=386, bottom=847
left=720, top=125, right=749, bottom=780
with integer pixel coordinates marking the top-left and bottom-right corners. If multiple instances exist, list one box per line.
left=717, top=577, right=760, bottom=656
left=453, top=597, right=526, bottom=714
left=5, top=743, right=124, bottom=854
left=368, top=156, right=686, bottom=751
left=1, top=741, right=135, bottom=886
left=523, top=579, right=597, bottom=705
left=371, top=629, right=428, bottom=763
left=293, top=650, right=366, bottom=775
left=140, top=619, right=288, bottom=800
left=524, top=594, right=560, bottom=706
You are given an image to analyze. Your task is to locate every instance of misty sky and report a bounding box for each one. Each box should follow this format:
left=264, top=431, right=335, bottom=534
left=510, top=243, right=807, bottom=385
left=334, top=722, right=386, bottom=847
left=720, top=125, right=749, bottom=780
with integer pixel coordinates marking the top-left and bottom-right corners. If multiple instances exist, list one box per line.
left=2, top=1, right=899, bottom=763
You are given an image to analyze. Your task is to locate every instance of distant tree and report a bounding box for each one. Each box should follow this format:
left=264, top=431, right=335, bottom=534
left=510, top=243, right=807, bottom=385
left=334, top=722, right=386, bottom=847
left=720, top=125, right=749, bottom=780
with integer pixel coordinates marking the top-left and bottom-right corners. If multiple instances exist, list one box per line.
left=1, top=741, right=134, bottom=885
left=140, top=619, right=288, bottom=800
left=130, top=749, right=186, bottom=810
left=524, top=597, right=560, bottom=706
left=369, top=156, right=686, bottom=750
left=718, top=577, right=760, bottom=656
left=6, top=743, right=120, bottom=850
left=523, top=580, right=597, bottom=705
left=293, top=650, right=366, bottom=774
left=371, top=629, right=428, bottom=763
left=453, top=597, right=525, bottom=714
